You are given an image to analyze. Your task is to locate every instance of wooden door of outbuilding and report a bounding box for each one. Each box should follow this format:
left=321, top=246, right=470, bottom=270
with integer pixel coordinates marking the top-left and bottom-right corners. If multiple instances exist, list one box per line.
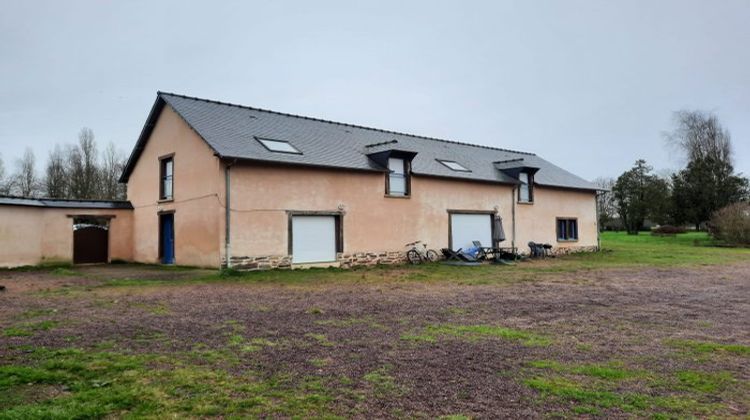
left=73, top=225, right=109, bottom=264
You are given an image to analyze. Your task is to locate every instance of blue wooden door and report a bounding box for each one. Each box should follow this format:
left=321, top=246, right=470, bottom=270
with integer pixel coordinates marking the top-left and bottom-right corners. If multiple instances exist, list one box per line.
left=161, top=214, right=175, bottom=264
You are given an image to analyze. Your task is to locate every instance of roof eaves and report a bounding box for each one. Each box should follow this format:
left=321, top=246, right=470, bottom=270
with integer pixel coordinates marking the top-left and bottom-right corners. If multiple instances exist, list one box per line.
left=158, top=92, right=223, bottom=159
left=118, top=94, right=166, bottom=183
left=411, top=171, right=520, bottom=186
left=119, top=93, right=226, bottom=184
left=534, top=183, right=600, bottom=193
left=218, top=155, right=388, bottom=173
left=0, top=195, right=134, bottom=209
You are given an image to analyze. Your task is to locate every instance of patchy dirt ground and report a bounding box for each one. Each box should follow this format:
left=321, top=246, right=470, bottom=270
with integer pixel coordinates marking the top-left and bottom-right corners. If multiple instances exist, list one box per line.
left=1, top=262, right=749, bottom=418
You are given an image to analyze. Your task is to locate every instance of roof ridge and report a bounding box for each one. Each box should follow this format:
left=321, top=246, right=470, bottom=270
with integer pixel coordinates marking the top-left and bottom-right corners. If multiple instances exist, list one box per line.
left=157, top=91, right=536, bottom=156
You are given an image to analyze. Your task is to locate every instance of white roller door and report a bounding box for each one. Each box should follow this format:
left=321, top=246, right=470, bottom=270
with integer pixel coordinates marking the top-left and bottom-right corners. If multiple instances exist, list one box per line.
left=292, top=216, right=337, bottom=263
left=450, top=213, right=492, bottom=251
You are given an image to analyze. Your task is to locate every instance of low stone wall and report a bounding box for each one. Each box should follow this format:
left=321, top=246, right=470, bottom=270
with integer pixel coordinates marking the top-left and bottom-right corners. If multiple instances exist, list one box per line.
left=226, top=246, right=598, bottom=270
left=552, top=245, right=599, bottom=255
left=339, top=251, right=406, bottom=268
left=225, top=255, right=292, bottom=270
left=225, top=251, right=408, bottom=270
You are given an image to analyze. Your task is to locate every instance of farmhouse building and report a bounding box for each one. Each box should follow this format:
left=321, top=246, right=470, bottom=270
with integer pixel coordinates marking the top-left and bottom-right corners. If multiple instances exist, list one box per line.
left=0, top=92, right=600, bottom=268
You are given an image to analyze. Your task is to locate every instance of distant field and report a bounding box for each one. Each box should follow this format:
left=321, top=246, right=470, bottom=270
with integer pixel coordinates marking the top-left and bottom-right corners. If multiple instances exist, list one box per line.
left=1, top=232, right=749, bottom=418
left=574, top=231, right=750, bottom=267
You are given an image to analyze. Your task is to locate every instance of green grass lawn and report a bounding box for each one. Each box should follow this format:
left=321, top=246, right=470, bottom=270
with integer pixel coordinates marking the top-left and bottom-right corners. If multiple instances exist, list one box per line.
left=2, top=231, right=749, bottom=418
left=576, top=231, right=750, bottom=267
left=92, top=231, right=750, bottom=289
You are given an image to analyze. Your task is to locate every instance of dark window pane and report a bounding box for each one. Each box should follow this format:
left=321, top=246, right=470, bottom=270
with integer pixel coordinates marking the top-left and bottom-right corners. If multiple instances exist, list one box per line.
left=557, top=218, right=578, bottom=241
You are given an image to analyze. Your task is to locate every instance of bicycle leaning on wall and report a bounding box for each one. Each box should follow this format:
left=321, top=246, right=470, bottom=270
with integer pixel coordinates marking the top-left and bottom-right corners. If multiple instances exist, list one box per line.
left=405, top=241, right=439, bottom=264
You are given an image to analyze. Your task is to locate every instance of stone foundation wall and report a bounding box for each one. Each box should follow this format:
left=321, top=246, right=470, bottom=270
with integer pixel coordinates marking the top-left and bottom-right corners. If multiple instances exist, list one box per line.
left=515, top=245, right=599, bottom=257
left=225, top=246, right=598, bottom=270
left=225, top=251, right=409, bottom=270
left=339, top=251, right=407, bottom=268
left=225, top=255, right=292, bottom=270
left=552, top=245, right=599, bottom=256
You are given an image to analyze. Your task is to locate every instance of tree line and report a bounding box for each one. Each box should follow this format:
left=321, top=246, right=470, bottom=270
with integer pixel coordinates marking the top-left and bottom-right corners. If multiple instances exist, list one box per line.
left=0, top=128, right=127, bottom=200
left=596, top=110, right=749, bottom=234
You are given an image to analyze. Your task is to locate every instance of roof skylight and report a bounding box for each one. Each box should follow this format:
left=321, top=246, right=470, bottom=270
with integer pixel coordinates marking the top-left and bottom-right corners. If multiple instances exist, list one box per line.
left=437, top=159, right=470, bottom=172
left=256, top=137, right=302, bottom=154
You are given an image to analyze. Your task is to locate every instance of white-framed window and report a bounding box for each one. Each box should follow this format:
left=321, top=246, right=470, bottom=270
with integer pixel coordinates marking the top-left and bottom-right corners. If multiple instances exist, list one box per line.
left=518, top=171, right=533, bottom=203
left=387, top=157, right=408, bottom=196
left=256, top=137, right=302, bottom=154
left=160, top=157, right=173, bottom=200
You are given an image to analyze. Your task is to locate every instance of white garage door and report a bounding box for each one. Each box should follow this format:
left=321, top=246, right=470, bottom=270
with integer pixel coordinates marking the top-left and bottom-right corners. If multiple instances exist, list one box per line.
left=292, top=216, right=337, bottom=264
left=451, top=213, right=492, bottom=251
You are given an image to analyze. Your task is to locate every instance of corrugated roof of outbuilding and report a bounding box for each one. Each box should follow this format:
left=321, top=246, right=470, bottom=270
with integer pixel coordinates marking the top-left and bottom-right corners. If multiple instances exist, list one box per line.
left=0, top=195, right=133, bottom=209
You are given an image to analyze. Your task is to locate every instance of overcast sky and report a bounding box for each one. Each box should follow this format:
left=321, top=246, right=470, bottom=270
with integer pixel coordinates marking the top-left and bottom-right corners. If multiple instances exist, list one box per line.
left=1, top=0, right=748, bottom=181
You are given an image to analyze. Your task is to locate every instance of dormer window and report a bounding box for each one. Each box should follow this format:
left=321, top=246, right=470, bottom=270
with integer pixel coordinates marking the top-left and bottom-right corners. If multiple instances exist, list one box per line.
left=387, top=157, right=410, bottom=196
left=437, top=159, right=470, bottom=172
left=518, top=171, right=534, bottom=203
left=256, top=137, right=302, bottom=154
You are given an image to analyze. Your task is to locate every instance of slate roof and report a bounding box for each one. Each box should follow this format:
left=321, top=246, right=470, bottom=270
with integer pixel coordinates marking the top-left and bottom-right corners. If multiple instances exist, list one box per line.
left=0, top=195, right=133, bottom=209
left=121, top=92, right=597, bottom=191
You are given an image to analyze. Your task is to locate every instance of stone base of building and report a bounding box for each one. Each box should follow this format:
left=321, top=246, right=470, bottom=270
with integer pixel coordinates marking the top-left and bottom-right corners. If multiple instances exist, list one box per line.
left=224, top=255, right=292, bottom=270
left=225, top=246, right=598, bottom=270
left=224, top=251, right=408, bottom=270
left=339, top=251, right=407, bottom=268
left=552, top=245, right=599, bottom=255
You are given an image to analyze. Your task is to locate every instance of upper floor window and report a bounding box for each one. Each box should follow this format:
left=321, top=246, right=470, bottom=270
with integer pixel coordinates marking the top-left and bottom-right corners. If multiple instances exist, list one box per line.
left=518, top=171, right=534, bottom=203
left=557, top=218, right=578, bottom=241
left=437, top=159, right=470, bottom=172
left=256, top=137, right=302, bottom=154
left=160, top=157, right=173, bottom=200
left=387, top=157, right=409, bottom=196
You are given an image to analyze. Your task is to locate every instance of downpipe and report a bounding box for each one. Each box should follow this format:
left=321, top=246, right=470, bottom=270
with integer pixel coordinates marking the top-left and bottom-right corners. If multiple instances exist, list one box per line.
left=224, top=160, right=236, bottom=269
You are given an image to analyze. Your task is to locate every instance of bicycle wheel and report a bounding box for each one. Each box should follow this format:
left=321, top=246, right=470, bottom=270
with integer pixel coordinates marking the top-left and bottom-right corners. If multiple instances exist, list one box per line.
left=406, top=249, right=421, bottom=264
left=426, top=249, right=439, bottom=262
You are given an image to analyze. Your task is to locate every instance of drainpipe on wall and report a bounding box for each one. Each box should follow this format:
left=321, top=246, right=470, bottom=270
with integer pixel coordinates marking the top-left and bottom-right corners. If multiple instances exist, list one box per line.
left=224, top=160, right=235, bottom=269
left=511, top=186, right=517, bottom=254
left=595, top=191, right=601, bottom=252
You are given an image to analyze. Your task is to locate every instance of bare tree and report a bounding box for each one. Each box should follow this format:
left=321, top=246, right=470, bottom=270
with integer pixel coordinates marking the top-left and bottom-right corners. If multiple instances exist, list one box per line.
left=12, top=148, right=40, bottom=197
left=665, top=110, right=733, bottom=164
left=44, top=145, right=68, bottom=198
left=100, top=142, right=127, bottom=200
left=67, top=128, right=100, bottom=199
left=0, top=153, right=8, bottom=195
left=593, top=177, right=617, bottom=229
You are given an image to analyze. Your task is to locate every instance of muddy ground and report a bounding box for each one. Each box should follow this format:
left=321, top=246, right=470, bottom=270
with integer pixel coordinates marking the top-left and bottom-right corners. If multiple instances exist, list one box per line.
left=1, top=263, right=748, bottom=418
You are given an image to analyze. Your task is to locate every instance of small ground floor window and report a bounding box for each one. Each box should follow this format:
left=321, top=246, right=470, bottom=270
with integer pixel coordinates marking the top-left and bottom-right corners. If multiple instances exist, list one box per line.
left=557, top=218, right=578, bottom=241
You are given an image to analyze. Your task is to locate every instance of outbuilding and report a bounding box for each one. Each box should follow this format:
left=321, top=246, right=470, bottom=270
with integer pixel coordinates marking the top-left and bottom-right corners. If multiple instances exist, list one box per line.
left=0, top=196, right=132, bottom=267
